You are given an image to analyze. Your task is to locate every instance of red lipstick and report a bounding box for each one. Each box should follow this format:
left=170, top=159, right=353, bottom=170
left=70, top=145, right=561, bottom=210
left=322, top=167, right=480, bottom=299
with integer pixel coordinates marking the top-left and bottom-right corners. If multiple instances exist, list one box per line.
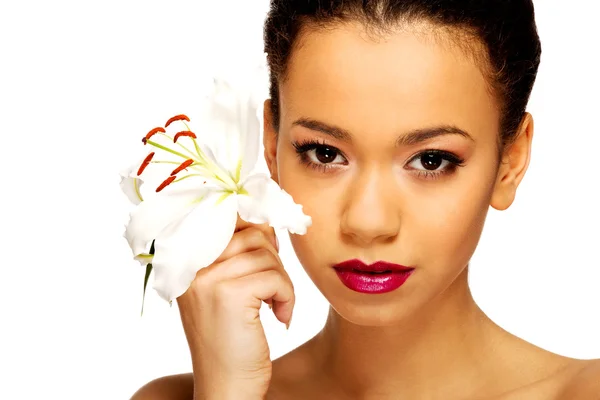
left=333, top=259, right=414, bottom=294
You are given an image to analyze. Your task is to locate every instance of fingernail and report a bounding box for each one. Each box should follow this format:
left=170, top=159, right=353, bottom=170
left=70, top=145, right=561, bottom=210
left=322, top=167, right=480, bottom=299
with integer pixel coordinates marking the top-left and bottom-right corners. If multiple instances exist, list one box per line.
left=285, top=314, right=292, bottom=330
left=268, top=302, right=272, bottom=310
left=275, top=235, right=279, bottom=251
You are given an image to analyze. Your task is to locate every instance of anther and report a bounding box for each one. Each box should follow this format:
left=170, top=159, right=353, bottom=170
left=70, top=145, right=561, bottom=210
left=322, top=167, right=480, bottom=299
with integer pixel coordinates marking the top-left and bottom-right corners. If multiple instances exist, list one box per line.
left=137, top=152, right=155, bottom=175
left=156, top=176, right=177, bottom=192
left=173, top=130, right=197, bottom=143
left=143, top=127, right=166, bottom=144
left=165, top=114, right=190, bottom=128
left=170, top=159, right=194, bottom=176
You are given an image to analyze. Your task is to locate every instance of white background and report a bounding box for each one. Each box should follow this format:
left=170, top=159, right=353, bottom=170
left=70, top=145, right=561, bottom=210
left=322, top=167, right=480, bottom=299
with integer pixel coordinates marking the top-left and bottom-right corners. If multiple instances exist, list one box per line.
left=0, top=1, right=598, bottom=398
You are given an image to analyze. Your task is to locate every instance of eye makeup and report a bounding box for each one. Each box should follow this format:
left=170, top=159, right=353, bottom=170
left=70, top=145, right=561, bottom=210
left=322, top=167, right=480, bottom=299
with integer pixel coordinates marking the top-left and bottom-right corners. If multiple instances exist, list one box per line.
left=291, top=138, right=466, bottom=180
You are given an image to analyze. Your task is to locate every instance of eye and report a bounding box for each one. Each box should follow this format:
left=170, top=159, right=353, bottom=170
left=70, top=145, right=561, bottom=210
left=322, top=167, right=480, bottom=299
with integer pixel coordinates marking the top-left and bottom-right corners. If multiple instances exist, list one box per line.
left=409, top=152, right=451, bottom=171
left=306, top=145, right=345, bottom=165
left=405, top=150, right=465, bottom=180
left=292, top=139, right=347, bottom=172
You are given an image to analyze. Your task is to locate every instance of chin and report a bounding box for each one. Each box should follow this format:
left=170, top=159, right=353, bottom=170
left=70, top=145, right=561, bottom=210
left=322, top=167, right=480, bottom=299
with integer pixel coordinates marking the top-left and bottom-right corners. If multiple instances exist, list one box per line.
left=328, top=299, right=417, bottom=327
left=322, top=281, right=425, bottom=327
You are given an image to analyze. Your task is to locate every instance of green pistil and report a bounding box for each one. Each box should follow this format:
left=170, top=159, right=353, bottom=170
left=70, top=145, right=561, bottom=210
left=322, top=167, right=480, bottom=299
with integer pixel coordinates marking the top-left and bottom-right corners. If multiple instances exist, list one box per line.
left=145, top=139, right=192, bottom=160
left=150, top=160, right=182, bottom=165
left=173, top=173, right=205, bottom=183
left=192, top=140, right=204, bottom=160
left=158, top=132, right=198, bottom=160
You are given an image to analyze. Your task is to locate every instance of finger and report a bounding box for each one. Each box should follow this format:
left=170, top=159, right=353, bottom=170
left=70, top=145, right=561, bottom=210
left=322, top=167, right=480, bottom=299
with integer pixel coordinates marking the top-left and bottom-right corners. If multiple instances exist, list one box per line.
left=214, top=227, right=279, bottom=264
left=225, top=269, right=295, bottom=326
left=202, top=248, right=288, bottom=284
left=264, top=298, right=273, bottom=309
left=234, top=215, right=278, bottom=251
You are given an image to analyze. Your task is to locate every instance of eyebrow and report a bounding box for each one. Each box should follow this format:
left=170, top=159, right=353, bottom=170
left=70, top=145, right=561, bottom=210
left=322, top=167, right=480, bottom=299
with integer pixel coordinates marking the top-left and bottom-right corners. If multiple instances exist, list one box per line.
left=292, top=117, right=474, bottom=146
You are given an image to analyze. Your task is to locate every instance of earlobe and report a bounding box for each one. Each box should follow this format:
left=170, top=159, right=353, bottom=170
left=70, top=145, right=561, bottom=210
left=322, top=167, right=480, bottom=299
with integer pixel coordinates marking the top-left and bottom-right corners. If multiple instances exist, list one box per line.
left=490, top=113, right=534, bottom=211
left=263, top=99, right=279, bottom=184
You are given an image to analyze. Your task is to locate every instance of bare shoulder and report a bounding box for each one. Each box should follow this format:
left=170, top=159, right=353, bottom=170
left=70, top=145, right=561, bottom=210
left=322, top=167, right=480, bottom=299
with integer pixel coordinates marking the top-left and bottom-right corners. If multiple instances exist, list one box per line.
left=267, top=338, right=327, bottom=399
left=130, top=373, right=194, bottom=400
left=556, top=359, right=600, bottom=399
left=127, top=340, right=315, bottom=400
left=128, top=354, right=308, bottom=400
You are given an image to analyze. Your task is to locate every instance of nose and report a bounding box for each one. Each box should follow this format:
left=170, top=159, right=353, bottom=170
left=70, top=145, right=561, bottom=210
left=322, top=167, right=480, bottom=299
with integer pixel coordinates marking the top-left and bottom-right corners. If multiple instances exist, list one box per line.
left=340, top=167, right=401, bottom=245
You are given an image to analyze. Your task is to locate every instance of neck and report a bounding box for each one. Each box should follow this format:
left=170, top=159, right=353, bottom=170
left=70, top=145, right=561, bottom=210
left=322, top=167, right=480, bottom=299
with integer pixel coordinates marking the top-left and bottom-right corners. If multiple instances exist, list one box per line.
left=310, top=268, right=505, bottom=399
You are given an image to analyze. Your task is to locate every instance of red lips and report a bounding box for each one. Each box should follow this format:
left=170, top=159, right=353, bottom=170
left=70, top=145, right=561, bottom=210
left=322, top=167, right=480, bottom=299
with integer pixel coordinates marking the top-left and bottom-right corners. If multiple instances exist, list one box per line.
left=333, top=259, right=414, bottom=273
left=333, top=259, right=415, bottom=294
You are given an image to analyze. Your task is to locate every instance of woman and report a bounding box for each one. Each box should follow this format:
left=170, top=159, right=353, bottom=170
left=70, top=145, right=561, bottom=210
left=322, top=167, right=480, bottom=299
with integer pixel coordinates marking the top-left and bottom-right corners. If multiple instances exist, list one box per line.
left=132, top=0, right=600, bottom=398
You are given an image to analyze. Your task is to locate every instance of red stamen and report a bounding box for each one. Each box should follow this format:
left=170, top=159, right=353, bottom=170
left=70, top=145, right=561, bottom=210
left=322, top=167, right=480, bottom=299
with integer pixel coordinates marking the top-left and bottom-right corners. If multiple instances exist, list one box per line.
left=143, top=127, right=166, bottom=144
left=173, top=130, right=197, bottom=143
left=137, top=152, right=155, bottom=175
left=156, top=176, right=177, bottom=192
left=165, top=114, right=190, bottom=128
left=170, top=159, right=194, bottom=176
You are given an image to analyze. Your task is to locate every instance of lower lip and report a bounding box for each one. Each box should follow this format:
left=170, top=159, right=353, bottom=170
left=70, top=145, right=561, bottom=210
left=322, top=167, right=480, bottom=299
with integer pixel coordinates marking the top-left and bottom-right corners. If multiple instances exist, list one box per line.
left=334, top=269, right=414, bottom=294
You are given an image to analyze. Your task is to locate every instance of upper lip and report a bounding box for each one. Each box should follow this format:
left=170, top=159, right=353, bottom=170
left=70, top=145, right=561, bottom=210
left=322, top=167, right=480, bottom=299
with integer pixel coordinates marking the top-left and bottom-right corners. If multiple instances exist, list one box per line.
left=333, top=259, right=414, bottom=272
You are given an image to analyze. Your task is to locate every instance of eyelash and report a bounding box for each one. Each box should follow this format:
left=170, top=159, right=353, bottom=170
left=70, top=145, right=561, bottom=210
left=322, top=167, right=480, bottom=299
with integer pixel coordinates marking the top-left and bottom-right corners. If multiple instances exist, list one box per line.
left=291, top=139, right=465, bottom=180
left=292, top=139, right=348, bottom=173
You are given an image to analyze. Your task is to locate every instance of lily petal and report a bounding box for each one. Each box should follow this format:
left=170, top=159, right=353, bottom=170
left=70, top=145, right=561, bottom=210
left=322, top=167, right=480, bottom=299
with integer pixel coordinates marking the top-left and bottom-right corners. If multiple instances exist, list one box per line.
left=240, top=60, right=269, bottom=179
left=237, top=173, right=312, bottom=235
left=119, top=161, right=146, bottom=205
left=151, top=191, right=239, bottom=302
left=198, top=74, right=264, bottom=180
left=123, top=188, right=208, bottom=258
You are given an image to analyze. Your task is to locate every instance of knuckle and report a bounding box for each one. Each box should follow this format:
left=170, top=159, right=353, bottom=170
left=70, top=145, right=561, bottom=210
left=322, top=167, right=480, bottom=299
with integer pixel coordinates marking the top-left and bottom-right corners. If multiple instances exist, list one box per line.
left=255, top=247, right=274, bottom=260
left=267, top=269, right=290, bottom=290
left=231, top=250, right=261, bottom=270
left=263, top=268, right=280, bottom=280
left=245, top=226, right=265, bottom=239
left=192, top=272, right=214, bottom=295
left=247, top=227, right=270, bottom=246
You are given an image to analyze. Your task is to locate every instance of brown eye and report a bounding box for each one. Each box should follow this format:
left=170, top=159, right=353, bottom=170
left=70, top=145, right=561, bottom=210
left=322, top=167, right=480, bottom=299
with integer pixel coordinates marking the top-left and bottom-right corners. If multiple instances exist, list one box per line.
left=420, top=153, right=443, bottom=170
left=314, top=146, right=338, bottom=163
left=304, top=145, right=345, bottom=166
left=405, top=150, right=464, bottom=175
left=292, top=140, right=348, bottom=172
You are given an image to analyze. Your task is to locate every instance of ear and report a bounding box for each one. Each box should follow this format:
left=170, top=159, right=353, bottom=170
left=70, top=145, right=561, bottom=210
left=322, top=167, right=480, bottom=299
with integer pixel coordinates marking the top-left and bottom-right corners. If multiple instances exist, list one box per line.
left=490, top=112, right=534, bottom=211
left=263, top=99, right=279, bottom=184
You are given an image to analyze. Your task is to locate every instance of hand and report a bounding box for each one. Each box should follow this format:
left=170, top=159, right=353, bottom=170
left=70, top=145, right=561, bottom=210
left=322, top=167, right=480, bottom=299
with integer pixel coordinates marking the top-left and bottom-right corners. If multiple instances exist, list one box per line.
left=176, top=216, right=294, bottom=399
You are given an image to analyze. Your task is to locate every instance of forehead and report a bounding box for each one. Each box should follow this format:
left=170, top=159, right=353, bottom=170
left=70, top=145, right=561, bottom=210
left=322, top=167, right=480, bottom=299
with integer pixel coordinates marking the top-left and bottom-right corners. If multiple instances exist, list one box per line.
left=280, top=22, right=500, bottom=140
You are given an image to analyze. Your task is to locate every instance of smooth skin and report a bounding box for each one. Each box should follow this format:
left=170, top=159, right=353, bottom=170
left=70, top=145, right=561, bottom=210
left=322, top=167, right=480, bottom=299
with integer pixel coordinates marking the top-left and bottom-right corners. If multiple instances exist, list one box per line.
left=132, top=21, right=600, bottom=399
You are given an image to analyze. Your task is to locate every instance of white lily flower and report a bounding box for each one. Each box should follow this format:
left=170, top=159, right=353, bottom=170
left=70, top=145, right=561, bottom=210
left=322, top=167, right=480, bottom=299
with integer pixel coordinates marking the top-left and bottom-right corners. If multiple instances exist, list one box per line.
left=120, top=60, right=312, bottom=305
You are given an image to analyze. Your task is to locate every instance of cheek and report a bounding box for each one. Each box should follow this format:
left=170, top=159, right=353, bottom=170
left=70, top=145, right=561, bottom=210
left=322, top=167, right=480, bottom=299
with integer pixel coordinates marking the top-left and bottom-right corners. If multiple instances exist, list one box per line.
left=276, top=143, right=340, bottom=220
left=407, top=170, right=495, bottom=274
left=276, top=148, right=342, bottom=265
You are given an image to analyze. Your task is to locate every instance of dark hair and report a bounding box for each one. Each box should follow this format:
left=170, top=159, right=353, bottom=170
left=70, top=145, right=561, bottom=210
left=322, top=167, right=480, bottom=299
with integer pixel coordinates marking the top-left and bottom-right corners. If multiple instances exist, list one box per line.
left=263, top=0, right=541, bottom=150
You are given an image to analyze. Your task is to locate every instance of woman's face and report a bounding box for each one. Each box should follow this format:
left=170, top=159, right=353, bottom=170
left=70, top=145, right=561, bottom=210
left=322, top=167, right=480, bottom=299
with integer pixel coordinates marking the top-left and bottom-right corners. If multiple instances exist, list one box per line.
left=264, top=22, right=526, bottom=325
